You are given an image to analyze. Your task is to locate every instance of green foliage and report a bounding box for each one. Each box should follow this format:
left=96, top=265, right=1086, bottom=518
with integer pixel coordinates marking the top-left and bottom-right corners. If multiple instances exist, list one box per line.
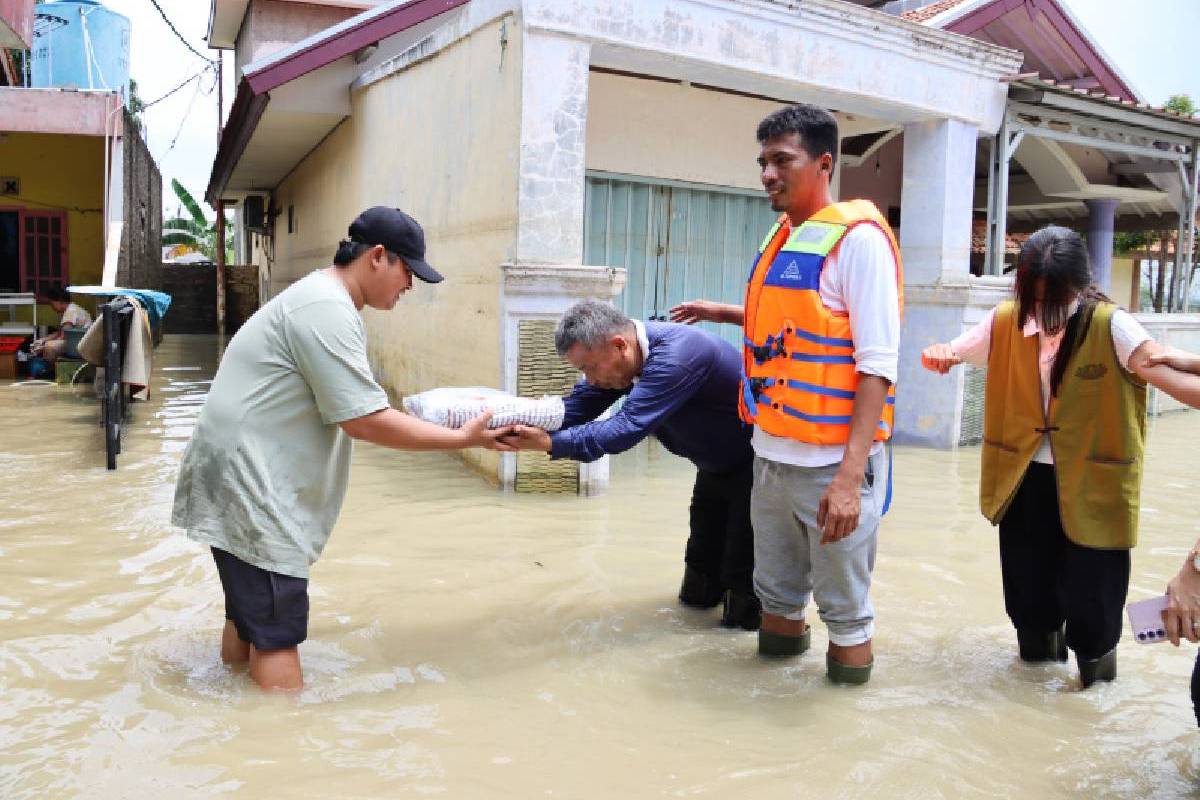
left=1166, top=94, right=1196, bottom=117
left=1113, top=231, right=1149, bottom=255
left=165, top=181, right=234, bottom=264
left=126, top=79, right=146, bottom=132
left=172, top=180, right=208, bottom=229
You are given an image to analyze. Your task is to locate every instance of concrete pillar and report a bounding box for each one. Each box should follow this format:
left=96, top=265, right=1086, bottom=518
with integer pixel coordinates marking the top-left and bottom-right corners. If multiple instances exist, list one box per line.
left=515, top=31, right=590, bottom=264
left=894, top=119, right=981, bottom=449
left=1086, top=199, right=1119, bottom=292
left=503, top=32, right=618, bottom=492
left=498, top=265, right=625, bottom=494
left=899, top=119, right=977, bottom=285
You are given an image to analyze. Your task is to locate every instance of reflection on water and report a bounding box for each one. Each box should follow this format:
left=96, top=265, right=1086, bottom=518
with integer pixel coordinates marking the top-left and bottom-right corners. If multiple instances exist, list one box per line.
left=1, top=335, right=1198, bottom=798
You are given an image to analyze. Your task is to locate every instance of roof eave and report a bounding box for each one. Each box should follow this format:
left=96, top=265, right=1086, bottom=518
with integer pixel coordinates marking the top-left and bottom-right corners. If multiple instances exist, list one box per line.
left=206, top=79, right=269, bottom=205
left=938, top=0, right=1139, bottom=102
left=206, top=0, right=471, bottom=204
left=243, top=0, right=469, bottom=93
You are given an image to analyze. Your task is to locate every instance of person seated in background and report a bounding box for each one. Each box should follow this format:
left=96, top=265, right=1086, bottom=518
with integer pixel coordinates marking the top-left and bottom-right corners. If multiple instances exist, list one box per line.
left=32, top=287, right=92, bottom=364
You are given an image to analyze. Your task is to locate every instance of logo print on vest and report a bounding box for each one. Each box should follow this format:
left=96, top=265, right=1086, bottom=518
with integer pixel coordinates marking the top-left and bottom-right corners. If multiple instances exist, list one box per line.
left=1074, top=363, right=1108, bottom=380
left=780, top=260, right=803, bottom=281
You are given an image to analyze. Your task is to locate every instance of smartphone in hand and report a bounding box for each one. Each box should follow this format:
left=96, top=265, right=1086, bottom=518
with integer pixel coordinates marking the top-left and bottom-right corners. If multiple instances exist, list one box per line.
left=1126, top=595, right=1169, bottom=644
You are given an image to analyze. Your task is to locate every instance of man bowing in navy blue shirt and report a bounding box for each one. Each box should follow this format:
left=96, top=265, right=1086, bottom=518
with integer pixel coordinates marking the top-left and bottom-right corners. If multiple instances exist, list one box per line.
left=502, top=300, right=759, bottom=630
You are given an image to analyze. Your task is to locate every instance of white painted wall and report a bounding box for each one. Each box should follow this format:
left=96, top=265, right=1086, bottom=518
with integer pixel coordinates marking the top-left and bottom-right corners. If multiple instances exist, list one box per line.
left=585, top=72, right=776, bottom=192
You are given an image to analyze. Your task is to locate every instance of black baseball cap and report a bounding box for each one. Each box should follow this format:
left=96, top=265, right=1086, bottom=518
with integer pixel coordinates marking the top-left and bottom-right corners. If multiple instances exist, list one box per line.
left=348, top=206, right=443, bottom=284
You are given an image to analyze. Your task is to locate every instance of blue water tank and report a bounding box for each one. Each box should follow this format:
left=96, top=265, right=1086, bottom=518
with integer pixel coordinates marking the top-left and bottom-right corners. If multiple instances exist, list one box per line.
left=30, top=0, right=130, bottom=95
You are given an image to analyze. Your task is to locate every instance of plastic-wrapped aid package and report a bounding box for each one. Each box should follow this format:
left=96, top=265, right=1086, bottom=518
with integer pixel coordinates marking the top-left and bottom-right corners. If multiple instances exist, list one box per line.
left=401, top=387, right=565, bottom=431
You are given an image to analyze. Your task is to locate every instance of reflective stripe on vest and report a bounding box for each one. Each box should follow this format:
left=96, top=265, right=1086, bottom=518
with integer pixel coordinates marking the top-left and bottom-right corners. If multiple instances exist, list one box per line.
left=739, top=199, right=904, bottom=447
left=979, top=301, right=1147, bottom=549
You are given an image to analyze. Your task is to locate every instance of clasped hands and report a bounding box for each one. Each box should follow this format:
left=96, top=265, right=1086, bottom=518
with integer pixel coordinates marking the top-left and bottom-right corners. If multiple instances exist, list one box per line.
left=496, top=425, right=553, bottom=453
left=454, top=415, right=552, bottom=453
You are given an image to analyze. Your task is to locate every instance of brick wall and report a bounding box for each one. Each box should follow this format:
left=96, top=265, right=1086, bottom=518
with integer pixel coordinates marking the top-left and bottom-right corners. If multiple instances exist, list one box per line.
left=162, top=263, right=216, bottom=334
left=161, top=263, right=259, bottom=335
left=116, top=112, right=163, bottom=291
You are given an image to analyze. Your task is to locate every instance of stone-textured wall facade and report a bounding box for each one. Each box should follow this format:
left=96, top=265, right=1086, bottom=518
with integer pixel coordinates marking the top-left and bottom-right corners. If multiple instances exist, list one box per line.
left=116, top=112, right=162, bottom=291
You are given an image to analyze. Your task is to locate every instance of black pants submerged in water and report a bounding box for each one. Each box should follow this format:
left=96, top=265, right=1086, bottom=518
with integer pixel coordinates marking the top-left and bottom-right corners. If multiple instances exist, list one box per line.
left=686, top=464, right=754, bottom=596
left=998, top=462, right=1130, bottom=661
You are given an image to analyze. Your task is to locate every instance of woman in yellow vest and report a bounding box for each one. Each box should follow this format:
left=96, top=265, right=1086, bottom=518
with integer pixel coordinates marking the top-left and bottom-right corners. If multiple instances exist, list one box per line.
left=921, top=225, right=1200, bottom=688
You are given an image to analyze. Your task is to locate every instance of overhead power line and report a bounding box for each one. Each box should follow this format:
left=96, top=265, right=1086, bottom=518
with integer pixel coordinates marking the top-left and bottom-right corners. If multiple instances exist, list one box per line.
left=143, top=63, right=214, bottom=109
left=146, top=0, right=217, bottom=65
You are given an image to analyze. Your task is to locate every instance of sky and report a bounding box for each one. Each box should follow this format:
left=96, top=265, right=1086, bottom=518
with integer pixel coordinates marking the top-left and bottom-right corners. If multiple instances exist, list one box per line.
left=101, top=0, right=235, bottom=222
left=102, top=0, right=1200, bottom=223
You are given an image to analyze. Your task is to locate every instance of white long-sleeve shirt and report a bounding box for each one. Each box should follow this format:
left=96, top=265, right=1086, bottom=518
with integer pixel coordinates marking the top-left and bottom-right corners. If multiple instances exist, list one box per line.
left=752, top=223, right=901, bottom=468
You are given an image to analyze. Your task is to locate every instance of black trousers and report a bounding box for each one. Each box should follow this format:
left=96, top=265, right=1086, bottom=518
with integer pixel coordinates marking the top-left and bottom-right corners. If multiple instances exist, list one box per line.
left=685, top=463, right=755, bottom=594
left=998, top=462, right=1130, bottom=661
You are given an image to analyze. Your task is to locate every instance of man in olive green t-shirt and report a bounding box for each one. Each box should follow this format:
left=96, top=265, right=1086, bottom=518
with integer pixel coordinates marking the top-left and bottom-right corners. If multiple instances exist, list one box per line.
left=172, top=207, right=513, bottom=691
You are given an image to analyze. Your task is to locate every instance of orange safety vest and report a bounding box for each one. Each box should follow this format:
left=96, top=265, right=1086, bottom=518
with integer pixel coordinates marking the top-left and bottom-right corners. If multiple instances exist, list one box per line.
left=740, top=199, right=904, bottom=445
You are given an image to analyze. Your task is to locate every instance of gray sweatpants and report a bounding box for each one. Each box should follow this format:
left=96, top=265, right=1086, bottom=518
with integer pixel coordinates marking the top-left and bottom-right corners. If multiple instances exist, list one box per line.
left=750, top=451, right=885, bottom=647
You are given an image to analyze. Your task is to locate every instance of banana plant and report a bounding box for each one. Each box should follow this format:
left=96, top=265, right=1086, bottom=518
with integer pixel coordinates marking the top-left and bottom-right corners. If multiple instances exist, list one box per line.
left=162, top=179, right=234, bottom=263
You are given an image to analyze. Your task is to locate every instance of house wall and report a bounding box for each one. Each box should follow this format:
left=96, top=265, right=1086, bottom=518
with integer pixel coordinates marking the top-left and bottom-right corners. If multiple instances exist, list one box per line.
left=0, top=132, right=104, bottom=322
left=584, top=71, right=774, bottom=191
left=1112, top=255, right=1136, bottom=310
left=266, top=15, right=522, bottom=478
left=585, top=70, right=909, bottom=211
left=235, top=0, right=360, bottom=76
left=840, top=134, right=905, bottom=214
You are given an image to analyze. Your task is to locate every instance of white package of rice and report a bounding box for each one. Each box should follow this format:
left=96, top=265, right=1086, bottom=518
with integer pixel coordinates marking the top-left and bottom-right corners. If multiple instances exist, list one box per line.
left=401, top=387, right=565, bottom=431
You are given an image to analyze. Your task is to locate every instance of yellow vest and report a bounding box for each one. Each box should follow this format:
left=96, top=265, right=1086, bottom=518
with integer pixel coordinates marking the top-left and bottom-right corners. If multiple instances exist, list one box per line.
left=980, top=301, right=1146, bottom=549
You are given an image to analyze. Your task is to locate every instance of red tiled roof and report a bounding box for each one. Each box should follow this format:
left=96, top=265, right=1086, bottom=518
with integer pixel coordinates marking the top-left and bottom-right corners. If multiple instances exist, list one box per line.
left=971, top=220, right=1026, bottom=255
left=1020, top=76, right=1198, bottom=122
left=900, top=0, right=970, bottom=23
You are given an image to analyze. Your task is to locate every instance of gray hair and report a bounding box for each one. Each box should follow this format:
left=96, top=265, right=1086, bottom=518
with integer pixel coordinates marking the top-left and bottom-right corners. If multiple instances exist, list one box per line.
left=555, top=300, right=633, bottom=356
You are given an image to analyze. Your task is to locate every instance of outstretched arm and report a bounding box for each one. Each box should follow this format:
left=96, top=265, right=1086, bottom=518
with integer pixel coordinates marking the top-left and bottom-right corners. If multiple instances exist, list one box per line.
left=669, top=300, right=744, bottom=327
left=1143, top=347, right=1200, bottom=376
left=920, top=342, right=962, bottom=374
left=340, top=409, right=516, bottom=451
left=1130, top=342, right=1200, bottom=409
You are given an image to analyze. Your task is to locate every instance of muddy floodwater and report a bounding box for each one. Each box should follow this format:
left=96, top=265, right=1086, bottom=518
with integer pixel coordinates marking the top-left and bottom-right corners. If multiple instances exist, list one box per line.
left=1, top=335, right=1198, bottom=798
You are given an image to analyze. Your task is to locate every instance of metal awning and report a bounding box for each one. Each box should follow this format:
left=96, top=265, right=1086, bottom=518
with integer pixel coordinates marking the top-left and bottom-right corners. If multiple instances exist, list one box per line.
left=982, top=78, right=1200, bottom=303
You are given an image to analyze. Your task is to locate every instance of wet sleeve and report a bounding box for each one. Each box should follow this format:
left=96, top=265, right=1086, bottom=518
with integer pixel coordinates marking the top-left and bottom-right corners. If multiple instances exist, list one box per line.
left=284, top=301, right=390, bottom=425
left=550, top=352, right=710, bottom=462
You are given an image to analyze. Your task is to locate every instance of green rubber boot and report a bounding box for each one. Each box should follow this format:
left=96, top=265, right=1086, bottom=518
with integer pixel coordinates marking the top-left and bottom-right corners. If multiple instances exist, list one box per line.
left=758, top=626, right=811, bottom=657
left=826, top=653, right=873, bottom=685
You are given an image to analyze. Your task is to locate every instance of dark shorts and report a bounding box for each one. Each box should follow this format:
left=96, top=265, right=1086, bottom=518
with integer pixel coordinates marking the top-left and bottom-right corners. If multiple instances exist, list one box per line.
left=211, top=547, right=310, bottom=651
